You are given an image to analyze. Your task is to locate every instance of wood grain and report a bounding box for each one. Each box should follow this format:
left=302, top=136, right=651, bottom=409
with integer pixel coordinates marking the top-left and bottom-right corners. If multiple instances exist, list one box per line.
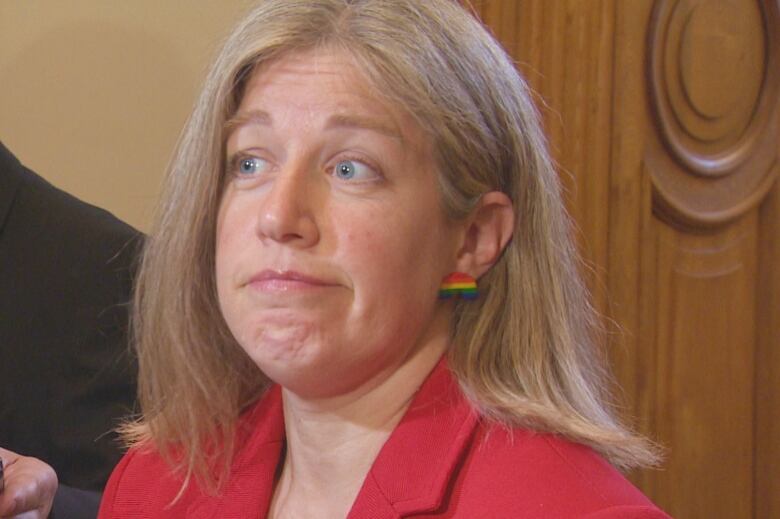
left=471, top=1, right=780, bottom=517
left=647, top=0, right=780, bottom=229
left=475, top=0, right=615, bottom=319
left=652, top=216, right=757, bottom=517
left=756, top=178, right=780, bottom=518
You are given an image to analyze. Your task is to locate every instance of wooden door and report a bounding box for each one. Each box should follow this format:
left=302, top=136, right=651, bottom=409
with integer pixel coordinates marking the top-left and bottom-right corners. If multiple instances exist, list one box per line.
left=473, top=1, right=780, bottom=518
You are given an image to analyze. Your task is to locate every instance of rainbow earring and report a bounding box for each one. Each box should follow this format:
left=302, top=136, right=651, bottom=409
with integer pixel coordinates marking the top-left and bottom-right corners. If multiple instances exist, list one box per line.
left=438, top=272, right=478, bottom=300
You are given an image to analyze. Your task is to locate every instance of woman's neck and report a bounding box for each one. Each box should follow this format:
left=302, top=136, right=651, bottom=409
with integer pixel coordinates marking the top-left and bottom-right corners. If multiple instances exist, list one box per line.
left=268, top=336, right=447, bottom=519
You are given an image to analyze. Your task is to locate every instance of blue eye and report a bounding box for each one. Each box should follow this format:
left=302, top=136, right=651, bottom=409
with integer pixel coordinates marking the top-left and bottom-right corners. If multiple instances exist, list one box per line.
left=235, top=156, right=267, bottom=176
left=333, top=159, right=375, bottom=181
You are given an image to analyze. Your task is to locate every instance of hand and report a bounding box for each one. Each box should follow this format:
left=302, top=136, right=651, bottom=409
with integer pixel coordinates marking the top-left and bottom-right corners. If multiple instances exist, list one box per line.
left=0, top=448, right=58, bottom=519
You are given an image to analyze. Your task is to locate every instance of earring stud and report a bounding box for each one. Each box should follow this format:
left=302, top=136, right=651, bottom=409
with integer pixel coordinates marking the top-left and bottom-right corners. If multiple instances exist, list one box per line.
left=438, top=272, right=478, bottom=300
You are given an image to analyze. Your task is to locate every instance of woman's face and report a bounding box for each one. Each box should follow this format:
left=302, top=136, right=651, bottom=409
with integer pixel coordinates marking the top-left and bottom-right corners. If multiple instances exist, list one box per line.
left=216, top=47, right=462, bottom=398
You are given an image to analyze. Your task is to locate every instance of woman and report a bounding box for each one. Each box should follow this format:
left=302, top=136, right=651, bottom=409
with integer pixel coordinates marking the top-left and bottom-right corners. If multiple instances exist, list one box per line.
left=99, top=1, right=669, bottom=517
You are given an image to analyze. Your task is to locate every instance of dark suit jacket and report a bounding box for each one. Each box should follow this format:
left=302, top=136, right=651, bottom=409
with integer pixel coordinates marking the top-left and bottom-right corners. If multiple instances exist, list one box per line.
left=0, top=142, right=141, bottom=517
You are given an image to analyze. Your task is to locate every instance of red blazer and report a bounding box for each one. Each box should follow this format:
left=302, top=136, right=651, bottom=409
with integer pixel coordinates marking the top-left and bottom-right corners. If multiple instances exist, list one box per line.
left=99, top=361, right=670, bottom=518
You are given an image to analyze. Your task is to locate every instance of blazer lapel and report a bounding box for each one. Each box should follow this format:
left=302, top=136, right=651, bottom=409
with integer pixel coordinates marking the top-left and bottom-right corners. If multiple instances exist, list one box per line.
left=186, top=386, right=286, bottom=519
left=183, top=360, right=479, bottom=519
left=349, top=359, right=480, bottom=518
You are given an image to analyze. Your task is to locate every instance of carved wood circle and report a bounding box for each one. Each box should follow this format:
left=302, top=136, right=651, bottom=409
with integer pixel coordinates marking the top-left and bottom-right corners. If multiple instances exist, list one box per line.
left=648, top=0, right=780, bottom=228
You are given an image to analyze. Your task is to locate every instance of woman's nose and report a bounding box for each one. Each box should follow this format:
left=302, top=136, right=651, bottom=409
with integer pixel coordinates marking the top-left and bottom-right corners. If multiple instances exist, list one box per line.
left=254, top=165, right=320, bottom=247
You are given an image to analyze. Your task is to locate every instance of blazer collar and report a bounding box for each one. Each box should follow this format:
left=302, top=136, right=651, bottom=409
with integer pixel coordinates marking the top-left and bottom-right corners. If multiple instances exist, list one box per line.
left=185, top=385, right=286, bottom=519
left=349, top=359, right=480, bottom=518
left=0, top=142, right=24, bottom=233
left=189, top=358, right=479, bottom=518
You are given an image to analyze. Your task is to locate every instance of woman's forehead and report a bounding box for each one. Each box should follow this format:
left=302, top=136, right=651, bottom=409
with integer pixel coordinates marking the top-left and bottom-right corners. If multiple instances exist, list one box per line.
left=229, top=47, right=429, bottom=148
left=241, top=48, right=386, bottom=113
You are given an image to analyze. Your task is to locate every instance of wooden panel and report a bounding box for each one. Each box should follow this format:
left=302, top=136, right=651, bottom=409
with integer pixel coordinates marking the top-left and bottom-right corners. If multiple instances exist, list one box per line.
left=646, top=0, right=779, bottom=229
left=756, top=179, right=780, bottom=518
left=473, top=1, right=780, bottom=517
left=636, top=1, right=779, bottom=517
left=608, top=4, right=658, bottom=485
left=640, top=3, right=779, bottom=515
left=652, top=216, right=757, bottom=516
left=474, top=0, right=616, bottom=318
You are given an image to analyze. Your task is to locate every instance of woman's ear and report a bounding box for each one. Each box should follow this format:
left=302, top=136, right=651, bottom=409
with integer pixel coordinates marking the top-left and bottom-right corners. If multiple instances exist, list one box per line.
left=454, top=191, right=514, bottom=278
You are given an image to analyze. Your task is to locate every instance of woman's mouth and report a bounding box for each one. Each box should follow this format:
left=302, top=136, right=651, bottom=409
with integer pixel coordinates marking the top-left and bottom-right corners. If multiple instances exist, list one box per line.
left=246, top=269, right=338, bottom=292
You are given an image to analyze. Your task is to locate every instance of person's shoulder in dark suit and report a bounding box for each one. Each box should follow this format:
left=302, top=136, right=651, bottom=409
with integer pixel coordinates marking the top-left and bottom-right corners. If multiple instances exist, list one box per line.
left=0, top=141, right=143, bottom=516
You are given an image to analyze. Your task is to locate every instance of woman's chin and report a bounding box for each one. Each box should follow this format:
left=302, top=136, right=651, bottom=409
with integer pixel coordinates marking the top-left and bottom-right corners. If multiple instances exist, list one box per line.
left=256, top=351, right=383, bottom=401
left=265, top=366, right=359, bottom=400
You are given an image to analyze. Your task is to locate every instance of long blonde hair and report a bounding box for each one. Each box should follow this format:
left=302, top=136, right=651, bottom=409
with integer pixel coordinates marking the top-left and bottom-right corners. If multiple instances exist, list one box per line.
left=126, top=0, right=658, bottom=493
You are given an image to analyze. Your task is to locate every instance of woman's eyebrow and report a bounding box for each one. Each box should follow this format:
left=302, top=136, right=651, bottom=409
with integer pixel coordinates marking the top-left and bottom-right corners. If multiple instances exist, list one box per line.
left=224, top=109, right=271, bottom=138
left=224, top=109, right=404, bottom=143
left=324, top=113, right=403, bottom=142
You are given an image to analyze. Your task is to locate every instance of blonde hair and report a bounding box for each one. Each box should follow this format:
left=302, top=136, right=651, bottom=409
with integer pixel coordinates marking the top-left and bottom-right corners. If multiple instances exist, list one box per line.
left=126, top=0, right=658, bottom=493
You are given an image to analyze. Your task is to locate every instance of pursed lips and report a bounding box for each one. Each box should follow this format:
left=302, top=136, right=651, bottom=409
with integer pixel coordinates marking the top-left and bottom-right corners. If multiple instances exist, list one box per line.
left=245, top=269, right=339, bottom=292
